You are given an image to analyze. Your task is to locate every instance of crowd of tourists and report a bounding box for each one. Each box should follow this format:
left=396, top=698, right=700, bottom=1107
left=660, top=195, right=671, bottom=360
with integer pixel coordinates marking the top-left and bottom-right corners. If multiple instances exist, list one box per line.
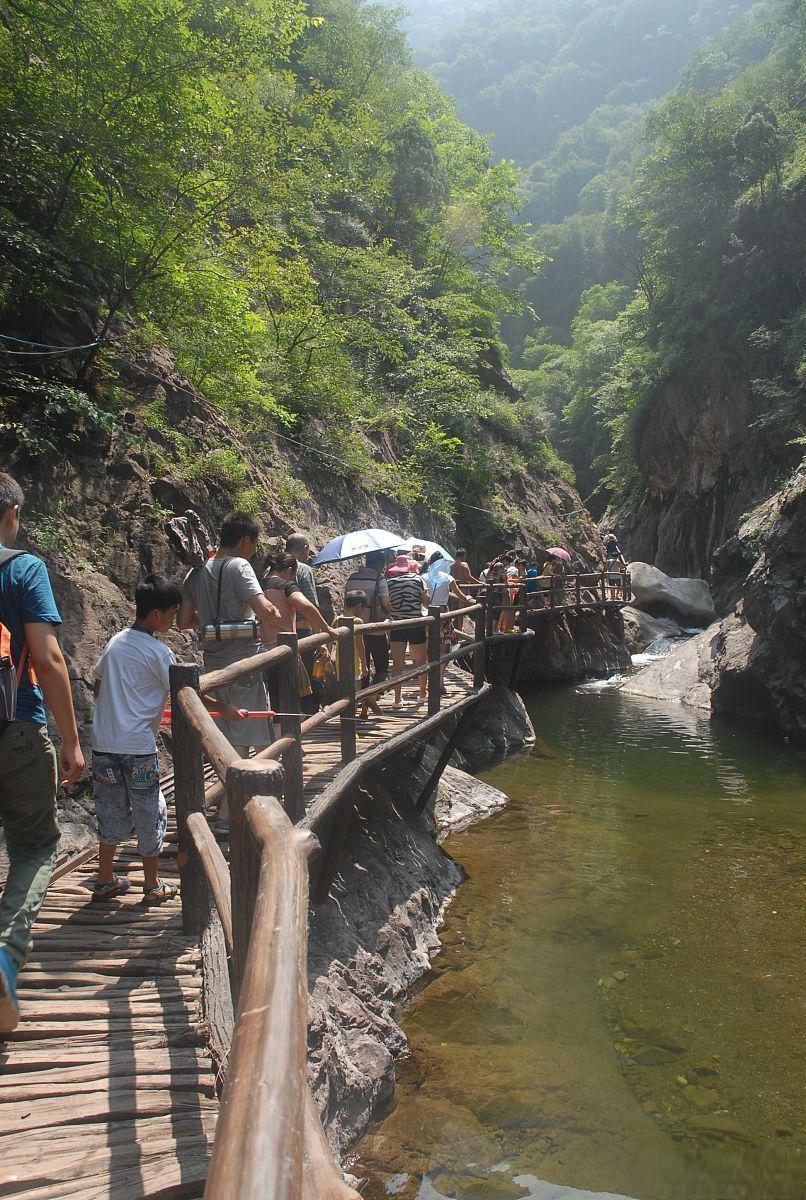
left=0, top=468, right=627, bottom=1033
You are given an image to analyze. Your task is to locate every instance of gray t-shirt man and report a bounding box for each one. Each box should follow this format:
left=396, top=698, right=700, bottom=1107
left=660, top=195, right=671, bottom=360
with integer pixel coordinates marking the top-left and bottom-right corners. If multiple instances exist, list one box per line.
left=181, top=557, right=271, bottom=748
left=181, top=557, right=264, bottom=668
left=294, top=561, right=318, bottom=609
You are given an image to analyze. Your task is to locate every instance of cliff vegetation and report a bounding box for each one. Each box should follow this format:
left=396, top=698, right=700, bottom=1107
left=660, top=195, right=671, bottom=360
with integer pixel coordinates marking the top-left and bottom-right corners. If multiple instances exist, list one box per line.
left=0, top=0, right=580, bottom=550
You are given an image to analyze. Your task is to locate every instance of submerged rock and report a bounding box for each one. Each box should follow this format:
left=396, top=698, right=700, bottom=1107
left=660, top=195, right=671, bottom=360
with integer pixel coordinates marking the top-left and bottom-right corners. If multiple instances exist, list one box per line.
left=435, top=766, right=509, bottom=838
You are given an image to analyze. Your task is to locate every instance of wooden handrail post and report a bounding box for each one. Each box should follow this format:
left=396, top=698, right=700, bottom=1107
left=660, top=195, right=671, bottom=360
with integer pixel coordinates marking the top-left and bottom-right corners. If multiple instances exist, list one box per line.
left=277, top=632, right=305, bottom=823
left=337, top=616, right=356, bottom=763
left=473, top=603, right=486, bottom=688
left=227, top=758, right=285, bottom=988
left=170, top=662, right=209, bottom=935
left=600, top=571, right=607, bottom=603
left=485, top=594, right=495, bottom=637
left=575, top=574, right=582, bottom=608
left=427, top=606, right=442, bottom=716
left=518, top=581, right=528, bottom=628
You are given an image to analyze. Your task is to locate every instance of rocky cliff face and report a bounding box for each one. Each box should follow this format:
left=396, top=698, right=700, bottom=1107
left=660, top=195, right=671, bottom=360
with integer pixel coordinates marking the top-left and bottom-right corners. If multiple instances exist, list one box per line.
left=622, top=458, right=806, bottom=739
left=307, top=714, right=528, bottom=1157
left=711, top=462, right=806, bottom=737
left=611, top=356, right=799, bottom=606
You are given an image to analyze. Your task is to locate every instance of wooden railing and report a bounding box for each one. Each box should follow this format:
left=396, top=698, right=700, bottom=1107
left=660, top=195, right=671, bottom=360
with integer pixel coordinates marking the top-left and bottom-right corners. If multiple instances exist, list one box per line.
left=167, top=577, right=628, bottom=1196
left=170, top=601, right=496, bottom=1198
left=463, top=569, right=631, bottom=612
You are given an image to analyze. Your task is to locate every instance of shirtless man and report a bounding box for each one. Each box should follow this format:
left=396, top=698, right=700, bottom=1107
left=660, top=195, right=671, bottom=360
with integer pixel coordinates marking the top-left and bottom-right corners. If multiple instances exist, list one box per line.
left=450, top=548, right=480, bottom=587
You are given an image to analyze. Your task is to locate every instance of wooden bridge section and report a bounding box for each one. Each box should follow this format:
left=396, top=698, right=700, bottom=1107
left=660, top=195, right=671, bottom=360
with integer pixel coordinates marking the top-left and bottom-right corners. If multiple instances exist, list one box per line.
left=0, top=576, right=629, bottom=1199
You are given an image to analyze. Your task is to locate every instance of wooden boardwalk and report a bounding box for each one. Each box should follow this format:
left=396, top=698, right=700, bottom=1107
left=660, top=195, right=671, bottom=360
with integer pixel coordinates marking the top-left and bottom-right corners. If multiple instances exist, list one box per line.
left=0, top=664, right=476, bottom=1199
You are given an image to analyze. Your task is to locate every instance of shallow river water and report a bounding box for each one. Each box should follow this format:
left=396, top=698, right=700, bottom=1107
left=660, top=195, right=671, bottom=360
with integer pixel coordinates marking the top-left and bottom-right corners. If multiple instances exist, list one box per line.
left=351, top=684, right=805, bottom=1200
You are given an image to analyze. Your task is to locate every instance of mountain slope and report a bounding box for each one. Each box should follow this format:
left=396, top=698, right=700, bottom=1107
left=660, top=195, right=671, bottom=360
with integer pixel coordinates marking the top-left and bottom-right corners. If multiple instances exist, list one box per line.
left=0, top=0, right=581, bottom=550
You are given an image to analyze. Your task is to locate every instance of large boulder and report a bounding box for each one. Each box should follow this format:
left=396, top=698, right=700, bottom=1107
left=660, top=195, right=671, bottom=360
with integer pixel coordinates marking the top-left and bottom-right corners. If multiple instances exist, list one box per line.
left=628, top=562, right=717, bottom=626
left=621, top=605, right=682, bottom=654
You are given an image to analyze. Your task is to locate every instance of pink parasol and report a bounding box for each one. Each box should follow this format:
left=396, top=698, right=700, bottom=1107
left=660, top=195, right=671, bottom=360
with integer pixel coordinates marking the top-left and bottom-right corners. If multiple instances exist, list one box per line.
left=547, top=547, right=572, bottom=563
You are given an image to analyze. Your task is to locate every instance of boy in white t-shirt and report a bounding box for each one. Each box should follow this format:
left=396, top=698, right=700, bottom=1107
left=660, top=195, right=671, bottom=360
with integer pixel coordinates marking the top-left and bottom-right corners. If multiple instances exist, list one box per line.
left=90, top=574, right=240, bottom=901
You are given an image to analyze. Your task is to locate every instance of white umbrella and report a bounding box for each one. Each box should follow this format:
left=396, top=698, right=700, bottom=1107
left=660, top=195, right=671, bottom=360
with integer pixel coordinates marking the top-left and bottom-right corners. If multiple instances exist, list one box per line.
left=397, top=536, right=455, bottom=563
left=312, top=528, right=402, bottom=566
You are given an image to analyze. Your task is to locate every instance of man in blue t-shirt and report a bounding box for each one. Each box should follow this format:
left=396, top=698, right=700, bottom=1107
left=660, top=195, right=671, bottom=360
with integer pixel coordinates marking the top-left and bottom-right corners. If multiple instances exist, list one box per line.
left=0, top=472, right=84, bottom=1033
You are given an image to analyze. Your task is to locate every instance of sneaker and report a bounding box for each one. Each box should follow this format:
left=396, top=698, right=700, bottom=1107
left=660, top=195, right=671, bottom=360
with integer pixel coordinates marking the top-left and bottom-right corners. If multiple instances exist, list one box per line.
left=0, top=947, right=20, bottom=1035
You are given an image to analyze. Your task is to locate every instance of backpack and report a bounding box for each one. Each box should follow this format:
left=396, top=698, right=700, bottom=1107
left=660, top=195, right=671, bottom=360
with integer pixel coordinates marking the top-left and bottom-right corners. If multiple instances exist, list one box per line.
left=164, top=509, right=214, bottom=568
left=0, top=548, right=37, bottom=727
left=345, top=568, right=384, bottom=623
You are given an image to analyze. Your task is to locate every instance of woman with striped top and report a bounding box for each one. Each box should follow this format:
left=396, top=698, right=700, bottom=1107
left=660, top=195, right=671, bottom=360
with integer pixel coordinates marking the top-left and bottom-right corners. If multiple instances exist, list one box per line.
left=386, top=554, right=430, bottom=709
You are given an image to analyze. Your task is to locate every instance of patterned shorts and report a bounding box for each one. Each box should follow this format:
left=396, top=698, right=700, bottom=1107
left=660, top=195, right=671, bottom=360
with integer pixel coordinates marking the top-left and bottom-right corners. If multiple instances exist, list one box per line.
left=92, top=752, right=167, bottom=857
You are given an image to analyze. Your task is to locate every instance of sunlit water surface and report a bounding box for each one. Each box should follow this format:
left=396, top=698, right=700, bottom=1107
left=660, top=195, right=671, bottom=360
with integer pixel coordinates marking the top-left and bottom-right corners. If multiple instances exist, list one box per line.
left=351, top=684, right=806, bottom=1200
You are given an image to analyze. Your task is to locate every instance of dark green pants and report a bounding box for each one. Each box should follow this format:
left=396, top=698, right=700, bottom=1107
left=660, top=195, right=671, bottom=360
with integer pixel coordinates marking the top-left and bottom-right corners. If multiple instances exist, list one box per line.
left=0, top=721, right=60, bottom=968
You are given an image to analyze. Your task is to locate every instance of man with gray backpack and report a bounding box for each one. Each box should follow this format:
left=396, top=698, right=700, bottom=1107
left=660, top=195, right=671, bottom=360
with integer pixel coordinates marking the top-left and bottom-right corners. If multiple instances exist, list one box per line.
left=0, top=471, right=84, bottom=1033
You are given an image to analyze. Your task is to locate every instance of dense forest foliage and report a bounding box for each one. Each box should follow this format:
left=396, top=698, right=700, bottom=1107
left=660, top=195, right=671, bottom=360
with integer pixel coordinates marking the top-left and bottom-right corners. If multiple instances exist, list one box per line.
left=0, top=0, right=555, bottom=532
left=396, top=0, right=486, bottom=50
left=513, top=0, right=805, bottom=507
left=421, top=0, right=762, bottom=349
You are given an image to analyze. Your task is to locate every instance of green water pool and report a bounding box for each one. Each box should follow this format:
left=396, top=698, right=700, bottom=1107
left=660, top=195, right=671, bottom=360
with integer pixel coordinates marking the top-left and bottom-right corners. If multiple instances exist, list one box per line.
left=351, top=684, right=806, bottom=1200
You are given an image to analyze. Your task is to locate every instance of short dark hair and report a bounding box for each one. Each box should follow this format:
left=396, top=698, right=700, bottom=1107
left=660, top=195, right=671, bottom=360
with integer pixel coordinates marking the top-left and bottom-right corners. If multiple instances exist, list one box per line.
left=135, top=574, right=182, bottom=618
left=365, top=550, right=386, bottom=569
left=220, top=510, right=260, bottom=547
left=0, top=472, right=24, bottom=519
left=344, top=591, right=366, bottom=609
left=286, top=532, right=309, bottom=556
left=263, top=551, right=296, bottom=575
left=456, top=547, right=467, bottom=557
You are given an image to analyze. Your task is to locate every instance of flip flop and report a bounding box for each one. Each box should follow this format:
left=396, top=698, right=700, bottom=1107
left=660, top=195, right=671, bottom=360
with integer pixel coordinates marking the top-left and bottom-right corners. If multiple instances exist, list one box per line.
left=91, top=875, right=131, bottom=901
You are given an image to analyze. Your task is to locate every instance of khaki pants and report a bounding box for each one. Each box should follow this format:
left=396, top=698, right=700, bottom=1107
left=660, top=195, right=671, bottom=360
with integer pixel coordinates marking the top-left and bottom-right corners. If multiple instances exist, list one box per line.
left=0, top=721, right=59, bottom=968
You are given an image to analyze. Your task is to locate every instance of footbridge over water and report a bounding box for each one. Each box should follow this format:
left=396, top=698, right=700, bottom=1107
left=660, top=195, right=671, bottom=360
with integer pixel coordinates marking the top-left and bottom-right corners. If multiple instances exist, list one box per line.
left=0, top=576, right=629, bottom=1199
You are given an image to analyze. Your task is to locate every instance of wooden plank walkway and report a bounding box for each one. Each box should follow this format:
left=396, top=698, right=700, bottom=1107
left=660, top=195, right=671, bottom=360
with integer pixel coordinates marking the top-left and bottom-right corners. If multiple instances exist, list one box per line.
left=0, top=663, right=475, bottom=1198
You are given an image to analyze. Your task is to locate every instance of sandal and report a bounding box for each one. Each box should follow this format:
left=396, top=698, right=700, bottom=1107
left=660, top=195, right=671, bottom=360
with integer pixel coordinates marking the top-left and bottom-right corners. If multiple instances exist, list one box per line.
left=92, top=875, right=131, bottom=900
left=143, top=879, right=179, bottom=902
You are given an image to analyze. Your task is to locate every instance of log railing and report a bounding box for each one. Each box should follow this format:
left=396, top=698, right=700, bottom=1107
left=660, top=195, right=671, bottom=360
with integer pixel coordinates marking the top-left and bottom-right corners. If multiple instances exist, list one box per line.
left=461, top=569, right=631, bottom=612
left=168, top=577, right=627, bottom=1196
left=170, top=600, right=495, bottom=1198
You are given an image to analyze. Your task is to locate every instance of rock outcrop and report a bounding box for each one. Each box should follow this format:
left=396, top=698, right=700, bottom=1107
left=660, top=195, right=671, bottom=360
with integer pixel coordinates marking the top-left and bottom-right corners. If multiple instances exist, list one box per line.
left=515, top=609, right=631, bottom=683
left=433, top=766, right=509, bottom=838
left=627, top=562, right=716, bottom=626
left=620, top=625, right=716, bottom=709
left=621, top=605, right=784, bottom=732
left=307, top=755, right=513, bottom=1156
left=621, top=605, right=682, bottom=654
left=453, top=685, right=535, bottom=768
left=609, top=353, right=798, bottom=586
